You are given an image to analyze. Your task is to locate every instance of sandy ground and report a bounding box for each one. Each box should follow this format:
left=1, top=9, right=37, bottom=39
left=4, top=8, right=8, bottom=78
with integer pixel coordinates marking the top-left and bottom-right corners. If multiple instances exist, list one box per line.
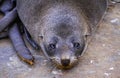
left=0, top=3, right=120, bottom=78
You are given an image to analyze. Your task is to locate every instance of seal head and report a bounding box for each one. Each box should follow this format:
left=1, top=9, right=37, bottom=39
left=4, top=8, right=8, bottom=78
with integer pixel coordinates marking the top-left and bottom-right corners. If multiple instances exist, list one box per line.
left=40, top=5, right=87, bottom=69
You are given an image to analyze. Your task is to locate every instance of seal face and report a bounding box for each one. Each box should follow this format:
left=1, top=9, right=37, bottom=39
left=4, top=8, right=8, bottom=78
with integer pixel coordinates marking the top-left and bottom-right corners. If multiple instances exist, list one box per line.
left=40, top=5, right=87, bottom=69
left=44, top=24, right=85, bottom=69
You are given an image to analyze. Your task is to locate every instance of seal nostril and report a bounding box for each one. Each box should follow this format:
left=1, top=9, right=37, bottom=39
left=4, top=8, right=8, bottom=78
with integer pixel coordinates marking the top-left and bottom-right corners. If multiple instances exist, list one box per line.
left=61, top=59, right=70, bottom=66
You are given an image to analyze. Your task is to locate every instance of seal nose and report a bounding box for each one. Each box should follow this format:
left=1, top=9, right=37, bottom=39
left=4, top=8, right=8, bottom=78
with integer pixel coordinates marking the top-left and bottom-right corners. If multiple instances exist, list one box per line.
left=61, top=59, right=70, bottom=66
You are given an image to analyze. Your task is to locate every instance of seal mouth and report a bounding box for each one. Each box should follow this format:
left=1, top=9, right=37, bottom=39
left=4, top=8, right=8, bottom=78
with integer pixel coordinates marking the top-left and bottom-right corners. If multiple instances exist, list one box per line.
left=50, top=57, right=78, bottom=69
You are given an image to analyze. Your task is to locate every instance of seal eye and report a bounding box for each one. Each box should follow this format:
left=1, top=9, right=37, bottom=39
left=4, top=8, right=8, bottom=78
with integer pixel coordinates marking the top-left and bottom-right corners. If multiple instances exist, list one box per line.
left=47, top=44, right=56, bottom=56
left=49, top=44, right=56, bottom=50
left=73, top=43, right=80, bottom=49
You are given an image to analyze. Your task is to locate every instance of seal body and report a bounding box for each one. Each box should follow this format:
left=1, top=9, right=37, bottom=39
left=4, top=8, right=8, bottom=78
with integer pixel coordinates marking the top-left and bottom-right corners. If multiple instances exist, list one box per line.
left=16, top=0, right=107, bottom=69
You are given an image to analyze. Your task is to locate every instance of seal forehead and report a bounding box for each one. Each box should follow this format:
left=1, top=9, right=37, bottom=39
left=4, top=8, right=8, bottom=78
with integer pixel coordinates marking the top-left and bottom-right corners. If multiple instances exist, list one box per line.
left=54, top=23, right=73, bottom=39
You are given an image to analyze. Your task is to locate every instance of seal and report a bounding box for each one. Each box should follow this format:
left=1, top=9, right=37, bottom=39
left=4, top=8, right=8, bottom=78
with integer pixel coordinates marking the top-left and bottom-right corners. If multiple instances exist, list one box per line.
left=16, top=0, right=107, bottom=69
left=0, top=0, right=107, bottom=69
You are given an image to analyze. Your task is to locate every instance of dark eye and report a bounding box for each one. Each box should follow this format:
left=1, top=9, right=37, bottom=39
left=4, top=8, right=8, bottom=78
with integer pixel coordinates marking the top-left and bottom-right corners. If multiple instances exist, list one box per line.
left=49, top=44, right=56, bottom=50
left=73, top=43, right=80, bottom=49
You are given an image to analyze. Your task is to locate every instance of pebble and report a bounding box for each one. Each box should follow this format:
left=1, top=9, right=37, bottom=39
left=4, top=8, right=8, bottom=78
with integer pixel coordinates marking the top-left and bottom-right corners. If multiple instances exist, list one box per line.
left=104, top=72, right=111, bottom=76
left=52, top=70, right=63, bottom=75
left=110, top=18, right=119, bottom=24
left=90, top=60, right=94, bottom=64
left=109, top=67, right=114, bottom=70
left=102, top=44, right=106, bottom=47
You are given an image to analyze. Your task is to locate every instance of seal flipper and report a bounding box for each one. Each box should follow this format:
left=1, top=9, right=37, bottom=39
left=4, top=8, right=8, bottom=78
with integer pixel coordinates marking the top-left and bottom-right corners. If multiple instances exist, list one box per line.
left=17, top=19, right=40, bottom=50
left=18, top=18, right=40, bottom=50
left=0, top=0, right=17, bottom=32
left=9, top=23, right=34, bottom=65
left=0, top=8, right=17, bottom=32
left=79, top=0, right=108, bottom=34
left=78, top=0, right=108, bottom=56
left=23, top=26, right=40, bottom=50
left=0, top=0, right=16, bottom=38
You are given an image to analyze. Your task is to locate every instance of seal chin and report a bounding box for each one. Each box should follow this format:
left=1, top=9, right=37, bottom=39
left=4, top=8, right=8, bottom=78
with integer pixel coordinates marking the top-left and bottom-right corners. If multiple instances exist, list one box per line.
left=56, top=64, right=73, bottom=69
left=51, top=56, right=78, bottom=69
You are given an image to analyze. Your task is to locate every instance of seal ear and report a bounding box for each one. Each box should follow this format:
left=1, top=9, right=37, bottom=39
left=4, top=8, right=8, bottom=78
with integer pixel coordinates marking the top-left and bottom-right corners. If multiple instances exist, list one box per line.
left=79, top=0, right=108, bottom=34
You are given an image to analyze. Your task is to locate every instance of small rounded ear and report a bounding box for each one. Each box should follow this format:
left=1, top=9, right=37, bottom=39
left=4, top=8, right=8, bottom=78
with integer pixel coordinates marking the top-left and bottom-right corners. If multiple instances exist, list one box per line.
left=39, top=35, right=44, bottom=44
left=39, top=35, right=43, bottom=40
left=79, top=0, right=108, bottom=33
